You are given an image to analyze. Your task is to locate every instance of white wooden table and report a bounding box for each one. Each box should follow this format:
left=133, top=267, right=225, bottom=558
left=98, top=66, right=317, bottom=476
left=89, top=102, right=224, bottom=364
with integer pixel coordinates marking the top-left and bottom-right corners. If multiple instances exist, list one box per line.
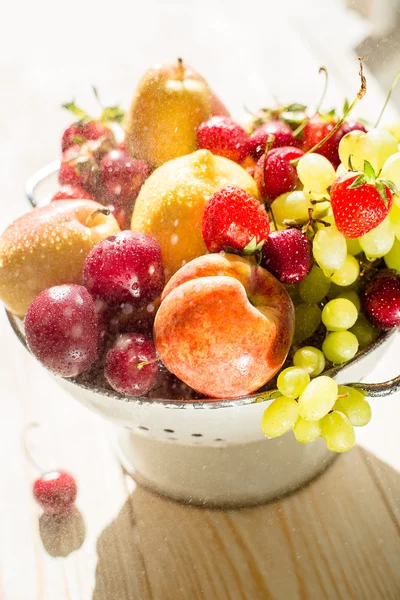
left=0, top=1, right=399, bottom=598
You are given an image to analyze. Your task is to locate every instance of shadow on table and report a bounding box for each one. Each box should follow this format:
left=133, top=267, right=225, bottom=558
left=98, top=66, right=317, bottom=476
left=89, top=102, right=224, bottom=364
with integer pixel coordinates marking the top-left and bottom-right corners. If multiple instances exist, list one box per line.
left=92, top=447, right=400, bottom=600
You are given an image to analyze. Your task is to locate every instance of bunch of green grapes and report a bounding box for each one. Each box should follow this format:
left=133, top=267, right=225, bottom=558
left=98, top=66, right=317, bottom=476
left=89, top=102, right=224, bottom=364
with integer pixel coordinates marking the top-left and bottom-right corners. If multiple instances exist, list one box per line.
left=261, top=364, right=372, bottom=453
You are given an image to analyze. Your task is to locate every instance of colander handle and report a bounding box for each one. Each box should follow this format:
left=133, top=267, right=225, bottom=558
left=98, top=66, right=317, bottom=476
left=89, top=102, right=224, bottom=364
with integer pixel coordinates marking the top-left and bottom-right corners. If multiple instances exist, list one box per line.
left=348, top=374, right=400, bottom=397
left=25, top=160, right=60, bottom=208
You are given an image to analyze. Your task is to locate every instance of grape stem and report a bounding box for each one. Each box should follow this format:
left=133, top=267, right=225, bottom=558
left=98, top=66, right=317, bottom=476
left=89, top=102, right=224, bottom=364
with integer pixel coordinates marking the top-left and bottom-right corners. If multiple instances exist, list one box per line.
left=374, top=69, right=400, bottom=128
left=291, top=58, right=367, bottom=166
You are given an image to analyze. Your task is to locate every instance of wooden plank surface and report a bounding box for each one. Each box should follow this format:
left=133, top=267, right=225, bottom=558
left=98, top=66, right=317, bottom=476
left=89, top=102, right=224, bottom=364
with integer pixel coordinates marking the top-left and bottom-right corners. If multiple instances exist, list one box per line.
left=1, top=1, right=400, bottom=598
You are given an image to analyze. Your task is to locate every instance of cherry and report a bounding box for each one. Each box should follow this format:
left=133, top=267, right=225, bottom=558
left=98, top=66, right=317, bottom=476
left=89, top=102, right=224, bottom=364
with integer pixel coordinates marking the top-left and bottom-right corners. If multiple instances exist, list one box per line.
left=362, top=269, right=400, bottom=329
left=249, top=120, right=299, bottom=160
left=33, top=471, right=77, bottom=515
left=105, top=333, right=158, bottom=396
left=196, top=116, right=250, bottom=163
left=25, top=284, right=100, bottom=377
left=83, top=230, right=165, bottom=308
left=62, top=120, right=114, bottom=153
left=254, top=146, right=304, bottom=202
left=303, top=117, right=367, bottom=167
left=51, top=185, right=94, bottom=202
left=261, top=228, right=312, bottom=284
left=100, top=150, right=151, bottom=203
left=105, top=202, right=133, bottom=230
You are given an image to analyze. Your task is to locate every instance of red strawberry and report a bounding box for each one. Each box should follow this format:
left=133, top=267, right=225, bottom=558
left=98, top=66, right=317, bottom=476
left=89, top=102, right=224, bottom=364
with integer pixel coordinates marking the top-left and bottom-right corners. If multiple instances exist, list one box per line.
left=249, top=120, right=299, bottom=160
left=51, top=185, right=94, bottom=202
left=197, top=116, right=250, bottom=163
left=202, top=185, right=270, bottom=253
left=254, top=146, right=304, bottom=202
left=62, top=120, right=114, bottom=153
left=330, top=167, right=394, bottom=238
left=58, top=143, right=99, bottom=192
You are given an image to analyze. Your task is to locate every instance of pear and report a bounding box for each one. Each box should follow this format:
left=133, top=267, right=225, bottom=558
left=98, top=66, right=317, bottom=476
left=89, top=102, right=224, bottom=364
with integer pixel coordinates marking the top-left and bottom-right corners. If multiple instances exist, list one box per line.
left=0, top=200, right=120, bottom=316
left=125, top=59, right=228, bottom=168
left=131, top=149, right=260, bottom=280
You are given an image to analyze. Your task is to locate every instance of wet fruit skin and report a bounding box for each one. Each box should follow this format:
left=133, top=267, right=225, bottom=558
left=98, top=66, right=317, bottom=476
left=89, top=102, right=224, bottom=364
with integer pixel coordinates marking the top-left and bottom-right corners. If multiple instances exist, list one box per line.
left=362, top=269, right=400, bottom=329
left=99, top=150, right=151, bottom=203
left=33, top=471, right=77, bottom=515
left=202, top=185, right=270, bottom=252
left=254, top=146, right=304, bottom=202
left=25, top=284, right=100, bottom=377
left=261, top=228, right=312, bottom=284
left=249, top=120, right=299, bottom=160
left=83, top=230, right=165, bottom=308
left=62, top=120, right=114, bottom=153
left=196, top=116, right=250, bottom=163
left=303, top=118, right=367, bottom=167
left=330, top=173, right=393, bottom=238
left=51, top=185, right=94, bottom=202
left=105, top=333, right=158, bottom=396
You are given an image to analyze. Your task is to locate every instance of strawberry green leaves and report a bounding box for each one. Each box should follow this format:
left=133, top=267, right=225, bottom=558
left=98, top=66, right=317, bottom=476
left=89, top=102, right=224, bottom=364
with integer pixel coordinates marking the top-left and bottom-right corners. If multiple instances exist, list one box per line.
left=347, top=160, right=398, bottom=206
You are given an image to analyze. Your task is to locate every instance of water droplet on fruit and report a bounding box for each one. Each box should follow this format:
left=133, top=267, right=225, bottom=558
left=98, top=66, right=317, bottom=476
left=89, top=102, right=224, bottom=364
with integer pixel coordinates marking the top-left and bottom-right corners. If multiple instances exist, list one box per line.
left=170, top=234, right=178, bottom=246
left=71, top=324, right=83, bottom=339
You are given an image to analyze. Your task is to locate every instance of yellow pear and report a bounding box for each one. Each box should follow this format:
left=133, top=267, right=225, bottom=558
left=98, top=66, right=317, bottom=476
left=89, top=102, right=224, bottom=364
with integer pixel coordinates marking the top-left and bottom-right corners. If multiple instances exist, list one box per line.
left=0, top=200, right=120, bottom=317
left=131, top=149, right=261, bottom=279
left=125, top=59, right=228, bottom=168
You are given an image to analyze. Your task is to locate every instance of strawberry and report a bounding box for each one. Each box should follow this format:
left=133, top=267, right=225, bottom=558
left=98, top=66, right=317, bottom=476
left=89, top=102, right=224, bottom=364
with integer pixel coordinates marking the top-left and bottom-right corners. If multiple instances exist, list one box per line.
left=58, top=143, right=99, bottom=193
left=254, top=146, right=304, bottom=202
left=202, top=185, right=270, bottom=253
left=330, top=162, right=396, bottom=238
left=197, top=116, right=250, bottom=163
left=51, top=185, right=94, bottom=202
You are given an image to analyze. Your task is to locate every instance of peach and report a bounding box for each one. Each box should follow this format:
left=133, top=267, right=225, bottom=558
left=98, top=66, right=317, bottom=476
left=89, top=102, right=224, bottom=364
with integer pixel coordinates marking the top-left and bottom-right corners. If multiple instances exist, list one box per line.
left=0, top=200, right=120, bottom=316
left=154, top=253, right=295, bottom=398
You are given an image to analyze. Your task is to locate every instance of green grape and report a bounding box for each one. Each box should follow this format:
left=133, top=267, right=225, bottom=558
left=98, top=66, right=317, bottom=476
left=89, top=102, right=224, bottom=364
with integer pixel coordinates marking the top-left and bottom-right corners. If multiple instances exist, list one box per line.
left=272, top=191, right=329, bottom=227
left=299, top=265, right=331, bottom=303
left=380, top=151, right=400, bottom=192
left=389, top=203, right=400, bottom=238
left=297, top=153, right=336, bottom=193
left=338, top=128, right=397, bottom=174
left=284, top=283, right=300, bottom=304
left=293, top=416, right=322, bottom=443
left=336, top=290, right=361, bottom=313
left=336, top=163, right=347, bottom=177
left=298, top=375, right=338, bottom=421
left=293, top=346, right=326, bottom=377
left=335, top=386, right=372, bottom=427
left=261, top=396, right=299, bottom=439
left=359, top=216, right=394, bottom=260
left=277, top=366, right=310, bottom=399
left=330, top=254, right=360, bottom=286
left=322, top=331, right=359, bottom=364
left=294, top=303, right=322, bottom=344
left=346, top=237, right=362, bottom=256
left=321, top=298, right=358, bottom=331
left=386, top=123, right=400, bottom=144
left=321, top=411, right=356, bottom=453
left=313, top=226, right=347, bottom=276
left=349, top=313, right=379, bottom=349
left=384, top=236, right=400, bottom=271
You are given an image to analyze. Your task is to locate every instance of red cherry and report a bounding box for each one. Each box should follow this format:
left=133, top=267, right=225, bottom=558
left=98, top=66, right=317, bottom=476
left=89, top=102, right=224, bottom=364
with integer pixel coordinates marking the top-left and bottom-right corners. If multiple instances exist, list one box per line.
left=62, top=120, right=114, bottom=153
left=83, top=230, right=165, bottom=307
left=202, top=185, right=270, bottom=253
left=196, top=116, right=250, bottom=163
left=261, top=228, right=312, bottom=284
left=33, top=471, right=77, bottom=515
left=25, top=284, right=100, bottom=377
left=105, top=333, right=158, bottom=396
left=100, top=150, right=150, bottom=203
left=254, top=146, right=304, bottom=202
left=249, top=120, right=299, bottom=160
left=330, top=173, right=393, bottom=238
left=303, top=117, right=367, bottom=167
left=362, top=269, right=400, bottom=329
left=51, top=185, right=94, bottom=202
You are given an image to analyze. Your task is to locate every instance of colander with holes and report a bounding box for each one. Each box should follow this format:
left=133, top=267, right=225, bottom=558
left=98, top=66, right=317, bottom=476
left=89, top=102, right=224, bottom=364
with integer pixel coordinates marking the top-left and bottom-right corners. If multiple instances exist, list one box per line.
left=6, top=163, right=400, bottom=508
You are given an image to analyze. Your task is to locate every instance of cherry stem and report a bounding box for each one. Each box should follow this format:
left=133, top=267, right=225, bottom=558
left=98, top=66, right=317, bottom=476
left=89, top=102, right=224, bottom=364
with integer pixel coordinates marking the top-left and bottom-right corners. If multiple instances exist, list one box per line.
left=85, top=208, right=111, bottom=226
left=337, top=393, right=349, bottom=400
left=23, top=422, right=43, bottom=472
left=136, top=358, right=159, bottom=370
left=374, top=69, right=400, bottom=128
left=291, top=58, right=367, bottom=166
left=292, top=66, right=329, bottom=138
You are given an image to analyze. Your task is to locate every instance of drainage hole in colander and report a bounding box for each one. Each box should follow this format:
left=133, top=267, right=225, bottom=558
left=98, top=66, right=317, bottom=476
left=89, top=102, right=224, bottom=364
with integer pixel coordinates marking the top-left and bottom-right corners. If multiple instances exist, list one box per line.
left=137, top=425, right=149, bottom=431
left=164, top=428, right=175, bottom=433
left=191, top=433, right=203, bottom=437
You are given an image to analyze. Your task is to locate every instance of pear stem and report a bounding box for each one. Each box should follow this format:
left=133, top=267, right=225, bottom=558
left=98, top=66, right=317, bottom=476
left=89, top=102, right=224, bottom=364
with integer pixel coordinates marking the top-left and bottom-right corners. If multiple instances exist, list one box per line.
left=374, top=69, right=400, bottom=128
left=177, top=57, right=184, bottom=82
left=85, top=208, right=111, bottom=226
left=291, top=57, right=367, bottom=166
